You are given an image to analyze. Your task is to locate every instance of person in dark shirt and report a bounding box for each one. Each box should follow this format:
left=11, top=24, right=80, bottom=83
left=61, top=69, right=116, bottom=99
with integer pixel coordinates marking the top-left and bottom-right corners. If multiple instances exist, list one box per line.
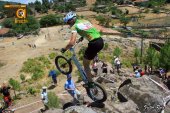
left=0, top=81, right=12, bottom=108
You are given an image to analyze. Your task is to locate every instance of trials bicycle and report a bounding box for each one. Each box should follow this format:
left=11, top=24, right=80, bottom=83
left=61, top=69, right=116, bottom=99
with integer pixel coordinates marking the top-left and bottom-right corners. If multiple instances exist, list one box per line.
left=55, top=39, right=107, bottom=103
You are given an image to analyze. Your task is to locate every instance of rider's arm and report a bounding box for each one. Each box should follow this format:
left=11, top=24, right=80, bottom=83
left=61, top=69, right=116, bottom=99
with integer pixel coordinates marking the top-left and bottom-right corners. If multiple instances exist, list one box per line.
left=65, top=32, right=77, bottom=50
left=93, top=24, right=121, bottom=35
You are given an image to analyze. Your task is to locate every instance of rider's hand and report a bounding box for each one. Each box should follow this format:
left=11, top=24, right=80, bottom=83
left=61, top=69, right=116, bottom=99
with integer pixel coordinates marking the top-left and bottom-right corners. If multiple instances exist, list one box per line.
left=77, top=37, right=84, bottom=43
left=61, top=48, right=66, bottom=53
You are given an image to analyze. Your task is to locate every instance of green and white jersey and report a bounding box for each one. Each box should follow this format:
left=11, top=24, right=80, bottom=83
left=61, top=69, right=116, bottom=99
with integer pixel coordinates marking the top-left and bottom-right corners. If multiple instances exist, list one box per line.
left=71, top=19, right=101, bottom=41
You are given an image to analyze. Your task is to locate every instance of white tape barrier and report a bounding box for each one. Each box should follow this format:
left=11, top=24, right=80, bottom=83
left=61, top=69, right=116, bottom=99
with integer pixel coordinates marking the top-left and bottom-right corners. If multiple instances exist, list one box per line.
left=12, top=100, right=42, bottom=111
left=145, top=76, right=170, bottom=92
left=29, top=107, right=44, bottom=113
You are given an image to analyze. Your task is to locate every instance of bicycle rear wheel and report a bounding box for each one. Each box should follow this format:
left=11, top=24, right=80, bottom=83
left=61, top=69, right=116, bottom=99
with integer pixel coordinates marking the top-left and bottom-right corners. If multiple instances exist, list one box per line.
left=55, top=56, right=72, bottom=75
left=86, top=82, right=107, bottom=103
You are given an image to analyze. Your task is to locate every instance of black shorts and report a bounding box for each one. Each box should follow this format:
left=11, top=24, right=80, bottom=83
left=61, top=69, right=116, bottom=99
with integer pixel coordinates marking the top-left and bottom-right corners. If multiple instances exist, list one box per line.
left=84, top=38, right=104, bottom=60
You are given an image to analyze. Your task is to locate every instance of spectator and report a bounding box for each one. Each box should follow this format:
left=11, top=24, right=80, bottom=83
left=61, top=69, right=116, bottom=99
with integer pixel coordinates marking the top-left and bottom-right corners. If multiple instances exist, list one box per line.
left=0, top=81, right=12, bottom=108
left=134, top=70, right=141, bottom=78
left=102, top=62, right=108, bottom=74
left=41, top=86, right=48, bottom=111
left=159, top=68, right=166, bottom=79
left=48, top=70, right=58, bottom=86
left=114, top=56, right=121, bottom=74
left=64, top=74, right=81, bottom=104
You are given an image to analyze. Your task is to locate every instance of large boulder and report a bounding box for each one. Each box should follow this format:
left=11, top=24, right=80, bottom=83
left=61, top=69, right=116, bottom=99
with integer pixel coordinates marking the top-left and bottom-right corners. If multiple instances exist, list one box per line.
left=118, top=75, right=170, bottom=113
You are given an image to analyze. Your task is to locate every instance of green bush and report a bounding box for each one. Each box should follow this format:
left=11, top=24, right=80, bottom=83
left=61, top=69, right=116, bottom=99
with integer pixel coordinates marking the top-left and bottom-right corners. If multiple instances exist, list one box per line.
left=47, top=92, right=60, bottom=108
left=21, top=58, right=44, bottom=74
left=11, top=16, right=40, bottom=34
left=40, top=14, right=63, bottom=27
left=27, top=87, right=36, bottom=95
left=32, top=71, right=44, bottom=80
left=37, top=55, right=51, bottom=68
left=20, top=74, right=26, bottom=82
left=48, top=52, right=56, bottom=59
left=113, top=47, right=122, bottom=57
left=159, top=42, right=170, bottom=71
left=2, top=18, right=13, bottom=28
left=153, top=7, right=160, bottom=13
left=104, top=43, right=109, bottom=50
left=122, top=59, right=131, bottom=68
left=9, top=78, right=21, bottom=91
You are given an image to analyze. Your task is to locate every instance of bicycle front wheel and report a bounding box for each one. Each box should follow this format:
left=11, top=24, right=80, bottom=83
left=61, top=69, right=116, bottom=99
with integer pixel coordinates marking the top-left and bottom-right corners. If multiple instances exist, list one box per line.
left=55, top=56, right=72, bottom=75
left=86, top=82, right=107, bottom=103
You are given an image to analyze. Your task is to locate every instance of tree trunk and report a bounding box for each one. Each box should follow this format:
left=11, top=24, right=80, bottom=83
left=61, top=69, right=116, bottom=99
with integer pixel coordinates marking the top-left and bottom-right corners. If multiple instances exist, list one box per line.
left=14, top=90, right=16, bottom=98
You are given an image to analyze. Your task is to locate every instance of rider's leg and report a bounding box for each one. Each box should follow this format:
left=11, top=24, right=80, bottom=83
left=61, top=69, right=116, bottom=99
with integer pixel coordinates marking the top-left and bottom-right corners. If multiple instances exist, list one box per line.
left=83, top=58, right=93, bottom=82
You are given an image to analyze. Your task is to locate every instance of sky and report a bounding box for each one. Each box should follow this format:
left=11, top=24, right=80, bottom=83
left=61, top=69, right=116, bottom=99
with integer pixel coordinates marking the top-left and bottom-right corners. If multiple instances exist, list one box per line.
left=0, top=0, right=42, bottom=4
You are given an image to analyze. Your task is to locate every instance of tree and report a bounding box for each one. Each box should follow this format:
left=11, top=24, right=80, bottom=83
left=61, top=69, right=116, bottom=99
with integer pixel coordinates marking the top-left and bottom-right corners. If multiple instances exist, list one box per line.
left=40, top=14, right=62, bottom=27
left=34, top=0, right=42, bottom=12
left=42, top=0, right=50, bottom=9
left=9, top=78, right=21, bottom=97
left=134, top=48, right=140, bottom=64
left=159, top=42, right=170, bottom=71
left=41, top=5, right=48, bottom=13
left=145, top=47, right=158, bottom=72
left=12, top=16, right=40, bottom=34
left=2, top=18, right=13, bottom=28
left=113, top=46, right=122, bottom=57
left=120, top=15, right=130, bottom=28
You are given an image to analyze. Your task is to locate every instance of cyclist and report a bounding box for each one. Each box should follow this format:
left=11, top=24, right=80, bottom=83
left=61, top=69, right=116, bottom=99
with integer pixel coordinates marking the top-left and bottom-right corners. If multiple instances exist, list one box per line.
left=61, top=11, right=120, bottom=87
left=0, top=81, right=12, bottom=108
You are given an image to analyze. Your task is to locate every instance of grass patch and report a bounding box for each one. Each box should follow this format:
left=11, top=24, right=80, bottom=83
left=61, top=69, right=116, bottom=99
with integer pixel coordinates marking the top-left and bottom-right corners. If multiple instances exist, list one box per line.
left=0, top=61, right=5, bottom=68
left=48, top=52, right=56, bottom=60
left=47, top=92, right=60, bottom=108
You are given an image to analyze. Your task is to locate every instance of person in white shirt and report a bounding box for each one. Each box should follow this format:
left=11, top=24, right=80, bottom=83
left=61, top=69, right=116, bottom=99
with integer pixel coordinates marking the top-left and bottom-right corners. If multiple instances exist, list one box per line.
left=41, top=86, right=48, bottom=111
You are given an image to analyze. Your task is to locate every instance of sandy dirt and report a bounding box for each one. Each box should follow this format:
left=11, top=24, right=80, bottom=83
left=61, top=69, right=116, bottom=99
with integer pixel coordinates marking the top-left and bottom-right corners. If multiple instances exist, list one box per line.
left=0, top=26, right=68, bottom=83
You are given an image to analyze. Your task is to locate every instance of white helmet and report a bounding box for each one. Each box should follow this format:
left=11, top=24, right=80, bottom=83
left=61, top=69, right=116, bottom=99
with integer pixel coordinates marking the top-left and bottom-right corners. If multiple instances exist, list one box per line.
left=63, top=11, right=76, bottom=23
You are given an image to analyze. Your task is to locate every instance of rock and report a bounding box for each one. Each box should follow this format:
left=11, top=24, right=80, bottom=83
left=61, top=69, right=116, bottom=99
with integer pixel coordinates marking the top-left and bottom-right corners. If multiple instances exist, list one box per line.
left=45, top=108, right=63, bottom=113
left=118, top=76, right=170, bottom=113
left=111, top=100, right=140, bottom=113
left=63, top=106, right=97, bottom=113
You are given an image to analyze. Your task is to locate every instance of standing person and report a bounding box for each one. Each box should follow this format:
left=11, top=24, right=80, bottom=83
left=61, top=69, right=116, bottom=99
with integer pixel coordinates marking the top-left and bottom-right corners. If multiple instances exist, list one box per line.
left=0, top=81, right=12, bottom=108
left=48, top=70, right=58, bottom=86
left=114, top=56, right=121, bottom=74
left=41, top=86, right=48, bottom=112
left=61, top=11, right=120, bottom=87
left=64, top=74, right=80, bottom=104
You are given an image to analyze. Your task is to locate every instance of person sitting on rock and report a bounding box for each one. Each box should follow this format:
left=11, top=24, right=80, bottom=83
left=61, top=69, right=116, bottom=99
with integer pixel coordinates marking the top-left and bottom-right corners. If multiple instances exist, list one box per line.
left=134, top=70, right=141, bottom=78
left=0, top=81, right=12, bottom=108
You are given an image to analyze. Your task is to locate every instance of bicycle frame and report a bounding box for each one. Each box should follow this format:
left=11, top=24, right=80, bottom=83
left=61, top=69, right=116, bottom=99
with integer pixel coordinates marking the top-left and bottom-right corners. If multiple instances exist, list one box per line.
left=69, top=47, right=88, bottom=84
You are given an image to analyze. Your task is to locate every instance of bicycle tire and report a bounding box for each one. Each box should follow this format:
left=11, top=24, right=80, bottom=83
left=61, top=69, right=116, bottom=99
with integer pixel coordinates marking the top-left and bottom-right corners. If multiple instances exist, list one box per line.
left=55, top=55, right=72, bottom=75
left=86, top=82, right=107, bottom=103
